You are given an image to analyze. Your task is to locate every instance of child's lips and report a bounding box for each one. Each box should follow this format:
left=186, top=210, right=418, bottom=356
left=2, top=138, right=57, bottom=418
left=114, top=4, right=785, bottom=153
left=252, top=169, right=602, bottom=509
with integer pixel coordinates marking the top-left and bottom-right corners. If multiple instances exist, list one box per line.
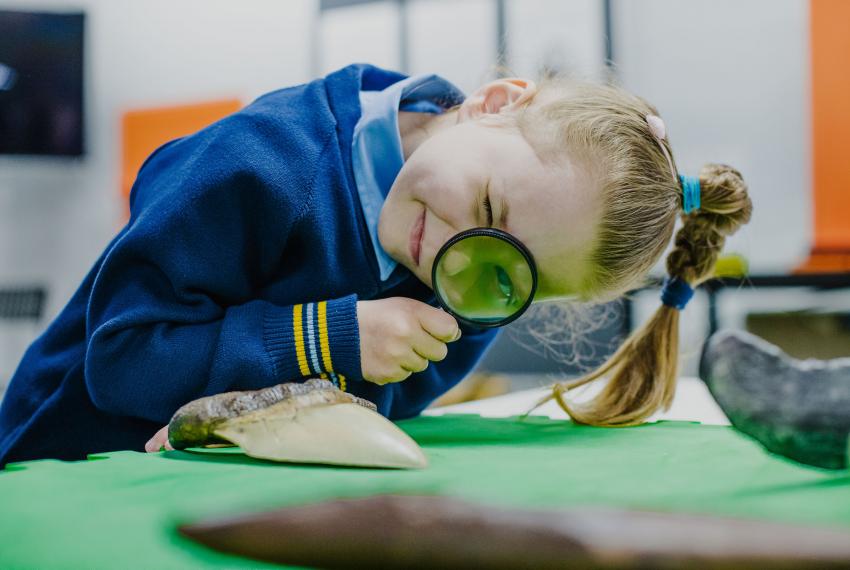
left=409, top=208, right=425, bottom=266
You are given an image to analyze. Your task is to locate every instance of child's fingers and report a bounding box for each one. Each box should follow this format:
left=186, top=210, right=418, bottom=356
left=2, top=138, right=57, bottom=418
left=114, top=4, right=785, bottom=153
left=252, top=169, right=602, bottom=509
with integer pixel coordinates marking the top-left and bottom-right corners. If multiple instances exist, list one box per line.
left=372, top=368, right=414, bottom=385
left=144, top=425, right=172, bottom=453
left=413, top=332, right=450, bottom=363
left=401, top=350, right=430, bottom=374
left=416, top=304, right=461, bottom=343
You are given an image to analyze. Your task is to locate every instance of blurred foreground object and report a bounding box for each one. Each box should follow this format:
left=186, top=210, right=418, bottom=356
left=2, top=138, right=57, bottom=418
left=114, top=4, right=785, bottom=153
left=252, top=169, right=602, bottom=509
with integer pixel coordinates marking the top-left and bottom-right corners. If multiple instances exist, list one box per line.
left=180, top=494, right=850, bottom=569
left=168, top=379, right=426, bottom=469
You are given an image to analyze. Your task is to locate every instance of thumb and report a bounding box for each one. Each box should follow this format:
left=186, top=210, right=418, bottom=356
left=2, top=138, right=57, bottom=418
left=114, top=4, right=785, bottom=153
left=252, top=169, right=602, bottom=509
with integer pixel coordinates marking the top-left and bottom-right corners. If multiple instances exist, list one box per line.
left=145, top=425, right=172, bottom=452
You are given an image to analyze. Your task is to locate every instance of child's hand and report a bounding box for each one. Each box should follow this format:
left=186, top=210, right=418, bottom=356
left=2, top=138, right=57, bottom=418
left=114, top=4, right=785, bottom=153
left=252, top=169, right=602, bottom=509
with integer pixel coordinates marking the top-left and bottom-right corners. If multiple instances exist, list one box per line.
left=356, top=297, right=461, bottom=385
left=144, top=425, right=173, bottom=452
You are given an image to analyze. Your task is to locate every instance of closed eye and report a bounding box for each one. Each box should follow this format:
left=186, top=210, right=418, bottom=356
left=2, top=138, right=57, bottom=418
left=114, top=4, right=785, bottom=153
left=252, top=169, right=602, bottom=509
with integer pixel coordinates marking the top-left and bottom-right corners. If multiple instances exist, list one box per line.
left=483, top=194, right=493, bottom=227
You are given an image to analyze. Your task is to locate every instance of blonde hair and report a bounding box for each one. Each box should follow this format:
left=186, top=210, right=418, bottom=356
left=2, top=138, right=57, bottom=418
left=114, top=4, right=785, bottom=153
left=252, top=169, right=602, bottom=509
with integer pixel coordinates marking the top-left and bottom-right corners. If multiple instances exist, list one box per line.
left=519, top=77, right=753, bottom=426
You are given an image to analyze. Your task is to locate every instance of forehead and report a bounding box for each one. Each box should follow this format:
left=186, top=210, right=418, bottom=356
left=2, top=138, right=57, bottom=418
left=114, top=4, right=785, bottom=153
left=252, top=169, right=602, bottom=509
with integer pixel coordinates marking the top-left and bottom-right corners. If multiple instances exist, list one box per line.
left=496, top=144, right=601, bottom=299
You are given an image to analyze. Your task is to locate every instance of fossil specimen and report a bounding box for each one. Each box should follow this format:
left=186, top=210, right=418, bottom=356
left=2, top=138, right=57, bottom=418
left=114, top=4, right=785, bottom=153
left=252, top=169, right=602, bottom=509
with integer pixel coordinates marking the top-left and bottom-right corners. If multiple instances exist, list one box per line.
left=168, top=378, right=427, bottom=469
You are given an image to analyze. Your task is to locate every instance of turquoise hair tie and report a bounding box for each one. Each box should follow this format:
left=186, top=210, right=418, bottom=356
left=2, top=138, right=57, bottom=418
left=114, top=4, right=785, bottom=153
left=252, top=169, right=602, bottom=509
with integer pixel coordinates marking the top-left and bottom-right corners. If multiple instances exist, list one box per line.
left=680, top=175, right=701, bottom=214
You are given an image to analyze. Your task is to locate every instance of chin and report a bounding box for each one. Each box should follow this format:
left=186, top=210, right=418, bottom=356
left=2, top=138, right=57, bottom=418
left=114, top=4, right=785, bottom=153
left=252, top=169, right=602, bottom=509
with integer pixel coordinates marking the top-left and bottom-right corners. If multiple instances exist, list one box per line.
left=415, top=266, right=433, bottom=290
left=376, top=213, right=395, bottom=255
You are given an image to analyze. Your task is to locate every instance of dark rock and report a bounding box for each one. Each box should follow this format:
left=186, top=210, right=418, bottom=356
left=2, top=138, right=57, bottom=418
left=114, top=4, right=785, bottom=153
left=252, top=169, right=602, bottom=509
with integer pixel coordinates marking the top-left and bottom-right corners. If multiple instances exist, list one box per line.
left=699, top=329, right=850, bottom=470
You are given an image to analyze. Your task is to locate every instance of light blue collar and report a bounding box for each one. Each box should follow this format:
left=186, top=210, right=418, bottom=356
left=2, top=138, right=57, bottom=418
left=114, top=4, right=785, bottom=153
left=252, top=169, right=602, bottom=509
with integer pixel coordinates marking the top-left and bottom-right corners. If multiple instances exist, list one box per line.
left=352, top=73, right=465, bottom=282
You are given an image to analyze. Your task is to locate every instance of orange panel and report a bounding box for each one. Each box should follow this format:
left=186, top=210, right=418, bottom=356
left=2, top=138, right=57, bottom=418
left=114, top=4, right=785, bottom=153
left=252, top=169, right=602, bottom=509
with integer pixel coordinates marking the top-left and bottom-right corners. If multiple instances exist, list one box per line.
left=120, top=99, right=241, bottom=220
left=797, top=0, right=850, bottom=272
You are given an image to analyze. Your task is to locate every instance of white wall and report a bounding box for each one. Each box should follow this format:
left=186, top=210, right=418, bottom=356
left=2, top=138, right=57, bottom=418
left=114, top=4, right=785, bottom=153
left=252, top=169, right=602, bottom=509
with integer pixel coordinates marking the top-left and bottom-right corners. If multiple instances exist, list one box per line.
left=507, top=0, right=605, bottom=80
left=407, top=0, right=604, bottom=96
left=320, top=0, right=401, bottom=74
left=614, top=0, right=810, bottom=274
left=406, top=0, right=498, bottom=93
left=0, top=0, right=317, bottom=391
left=614, top=0, right=812, bottom=374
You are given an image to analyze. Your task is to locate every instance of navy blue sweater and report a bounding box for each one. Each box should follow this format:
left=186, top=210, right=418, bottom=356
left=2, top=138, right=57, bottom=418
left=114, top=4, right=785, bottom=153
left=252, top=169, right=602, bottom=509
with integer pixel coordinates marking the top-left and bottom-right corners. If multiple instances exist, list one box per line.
left=0, top=64, right=499, bottom=466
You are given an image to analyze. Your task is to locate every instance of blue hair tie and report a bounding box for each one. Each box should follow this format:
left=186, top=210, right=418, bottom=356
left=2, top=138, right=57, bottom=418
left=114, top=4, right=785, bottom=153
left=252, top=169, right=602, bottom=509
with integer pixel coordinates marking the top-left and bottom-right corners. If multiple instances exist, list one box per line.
left=660, top=276, right=694, bottom=310
left=679, top=175, right=701, bottom=214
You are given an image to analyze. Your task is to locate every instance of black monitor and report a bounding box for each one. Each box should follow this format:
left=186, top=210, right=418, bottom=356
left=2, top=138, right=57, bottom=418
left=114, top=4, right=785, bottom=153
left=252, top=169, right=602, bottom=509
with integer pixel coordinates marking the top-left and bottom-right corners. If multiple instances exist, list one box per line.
left=0, top=10, right=85, bottom=156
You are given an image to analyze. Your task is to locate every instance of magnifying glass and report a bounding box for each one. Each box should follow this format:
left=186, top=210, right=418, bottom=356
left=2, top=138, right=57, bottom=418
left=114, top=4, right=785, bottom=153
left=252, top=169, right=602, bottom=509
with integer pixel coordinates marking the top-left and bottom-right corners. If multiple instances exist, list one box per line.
left=431, top=228, right=538, bottom=328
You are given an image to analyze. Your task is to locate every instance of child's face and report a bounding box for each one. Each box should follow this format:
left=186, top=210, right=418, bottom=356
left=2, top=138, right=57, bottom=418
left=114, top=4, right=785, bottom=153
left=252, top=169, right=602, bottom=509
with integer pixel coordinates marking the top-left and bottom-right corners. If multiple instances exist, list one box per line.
left=378, top=80, right=602, bottom=301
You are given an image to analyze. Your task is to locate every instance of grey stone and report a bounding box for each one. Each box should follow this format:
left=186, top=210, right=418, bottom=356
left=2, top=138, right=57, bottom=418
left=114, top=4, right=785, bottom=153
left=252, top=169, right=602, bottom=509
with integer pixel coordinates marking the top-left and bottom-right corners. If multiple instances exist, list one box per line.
left=699, top=329, right=850, bottom=470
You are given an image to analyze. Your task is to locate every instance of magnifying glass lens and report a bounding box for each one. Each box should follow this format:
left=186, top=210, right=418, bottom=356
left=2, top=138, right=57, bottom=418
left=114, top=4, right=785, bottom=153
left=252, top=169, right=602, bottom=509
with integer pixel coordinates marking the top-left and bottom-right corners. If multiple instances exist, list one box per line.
left=432, top=231, right=536, bottom=327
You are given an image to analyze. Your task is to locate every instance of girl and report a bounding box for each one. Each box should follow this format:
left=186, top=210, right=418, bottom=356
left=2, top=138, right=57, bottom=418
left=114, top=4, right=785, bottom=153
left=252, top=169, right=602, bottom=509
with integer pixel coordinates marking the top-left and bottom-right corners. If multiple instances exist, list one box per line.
left=0, top=63, right=751, bottom=466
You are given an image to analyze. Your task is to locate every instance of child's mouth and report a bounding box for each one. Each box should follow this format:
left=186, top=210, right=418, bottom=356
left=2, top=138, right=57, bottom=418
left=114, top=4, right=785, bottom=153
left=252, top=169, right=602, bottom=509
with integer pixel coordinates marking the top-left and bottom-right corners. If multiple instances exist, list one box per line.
left=409, top=208, right=425, bottom=266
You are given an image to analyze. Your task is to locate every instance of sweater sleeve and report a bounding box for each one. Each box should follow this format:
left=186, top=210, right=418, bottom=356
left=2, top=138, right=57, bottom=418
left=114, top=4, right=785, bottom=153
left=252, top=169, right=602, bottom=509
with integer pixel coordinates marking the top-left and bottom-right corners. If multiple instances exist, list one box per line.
left=83, top=115, right=362, bottom=425
left=263, top=297, right=360, bottom=392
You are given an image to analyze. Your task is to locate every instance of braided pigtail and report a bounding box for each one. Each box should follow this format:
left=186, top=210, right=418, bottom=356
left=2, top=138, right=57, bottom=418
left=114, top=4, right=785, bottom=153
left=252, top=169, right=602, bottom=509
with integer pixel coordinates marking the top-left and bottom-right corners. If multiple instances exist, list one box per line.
left=540, top=163, right=752, bottom=426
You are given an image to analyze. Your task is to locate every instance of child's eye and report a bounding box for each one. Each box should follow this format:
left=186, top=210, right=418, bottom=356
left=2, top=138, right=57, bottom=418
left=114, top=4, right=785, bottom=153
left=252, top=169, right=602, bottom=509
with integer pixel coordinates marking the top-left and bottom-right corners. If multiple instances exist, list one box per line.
left=483, top=195, right=493, bottom=227
left=495, top=266, right=514, bottom=304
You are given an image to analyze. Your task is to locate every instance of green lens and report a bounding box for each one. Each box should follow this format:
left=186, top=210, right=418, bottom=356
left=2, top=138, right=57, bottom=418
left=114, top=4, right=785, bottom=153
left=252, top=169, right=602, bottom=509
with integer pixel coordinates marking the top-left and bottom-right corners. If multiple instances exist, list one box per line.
left=495, top=267, right=514, bottom=302
left=433, top=232, right=534, bottom=325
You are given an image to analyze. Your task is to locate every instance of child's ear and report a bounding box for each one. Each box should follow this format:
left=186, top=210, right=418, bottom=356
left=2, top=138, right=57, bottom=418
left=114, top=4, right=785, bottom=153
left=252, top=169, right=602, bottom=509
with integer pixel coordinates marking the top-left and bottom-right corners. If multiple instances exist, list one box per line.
left=458, top=78, right=538, bottom=122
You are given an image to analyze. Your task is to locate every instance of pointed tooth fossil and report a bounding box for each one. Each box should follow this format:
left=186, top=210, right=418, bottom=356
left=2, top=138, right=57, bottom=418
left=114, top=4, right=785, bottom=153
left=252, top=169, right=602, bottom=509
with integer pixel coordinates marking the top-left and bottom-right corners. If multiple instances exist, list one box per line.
left=168, top=378, right=427, bottom=469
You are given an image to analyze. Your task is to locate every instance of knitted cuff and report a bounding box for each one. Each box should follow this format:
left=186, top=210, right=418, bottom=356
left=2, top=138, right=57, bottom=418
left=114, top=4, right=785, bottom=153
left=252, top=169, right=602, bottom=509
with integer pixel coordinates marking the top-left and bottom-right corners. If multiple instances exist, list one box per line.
left=264, top=293, right=362, bottom=391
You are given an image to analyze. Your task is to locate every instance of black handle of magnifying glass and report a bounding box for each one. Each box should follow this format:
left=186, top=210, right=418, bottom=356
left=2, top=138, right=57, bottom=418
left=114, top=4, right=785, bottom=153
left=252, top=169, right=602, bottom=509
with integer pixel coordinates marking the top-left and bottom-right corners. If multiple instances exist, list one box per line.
left=430, top=227, right=538, bottom=329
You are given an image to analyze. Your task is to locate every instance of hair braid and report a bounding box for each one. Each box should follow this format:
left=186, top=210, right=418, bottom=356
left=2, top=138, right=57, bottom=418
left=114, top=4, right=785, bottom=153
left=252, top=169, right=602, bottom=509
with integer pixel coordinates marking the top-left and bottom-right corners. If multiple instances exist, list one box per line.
left=535, top=164, right=751, bottom=427
left=517, top=76, right=753, bottom=426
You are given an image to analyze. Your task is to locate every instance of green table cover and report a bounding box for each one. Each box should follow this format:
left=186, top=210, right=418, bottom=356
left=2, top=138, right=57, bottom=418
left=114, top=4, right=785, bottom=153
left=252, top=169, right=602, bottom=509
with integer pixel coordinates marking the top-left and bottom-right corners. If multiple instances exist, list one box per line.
left=1, top=415, right=849, bottom=569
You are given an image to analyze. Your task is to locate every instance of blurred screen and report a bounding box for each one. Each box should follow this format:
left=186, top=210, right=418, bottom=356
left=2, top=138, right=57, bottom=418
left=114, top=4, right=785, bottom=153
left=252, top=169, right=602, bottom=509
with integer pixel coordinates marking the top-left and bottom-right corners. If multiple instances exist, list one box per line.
left=0, top=10, right=84, bottom=156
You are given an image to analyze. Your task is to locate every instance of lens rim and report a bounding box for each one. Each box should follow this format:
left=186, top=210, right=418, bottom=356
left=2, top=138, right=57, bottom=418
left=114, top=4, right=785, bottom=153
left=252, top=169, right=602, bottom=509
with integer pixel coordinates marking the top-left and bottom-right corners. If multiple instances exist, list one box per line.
left=430, top=227, right=538, bottom=329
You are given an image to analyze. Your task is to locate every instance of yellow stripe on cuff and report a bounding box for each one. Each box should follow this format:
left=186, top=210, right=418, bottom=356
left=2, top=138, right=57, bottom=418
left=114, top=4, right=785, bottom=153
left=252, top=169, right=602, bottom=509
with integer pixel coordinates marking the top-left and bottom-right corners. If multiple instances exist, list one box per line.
left=317, top=301, right=334, bottom=373
left=293, top=304, right=311, bottom=377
